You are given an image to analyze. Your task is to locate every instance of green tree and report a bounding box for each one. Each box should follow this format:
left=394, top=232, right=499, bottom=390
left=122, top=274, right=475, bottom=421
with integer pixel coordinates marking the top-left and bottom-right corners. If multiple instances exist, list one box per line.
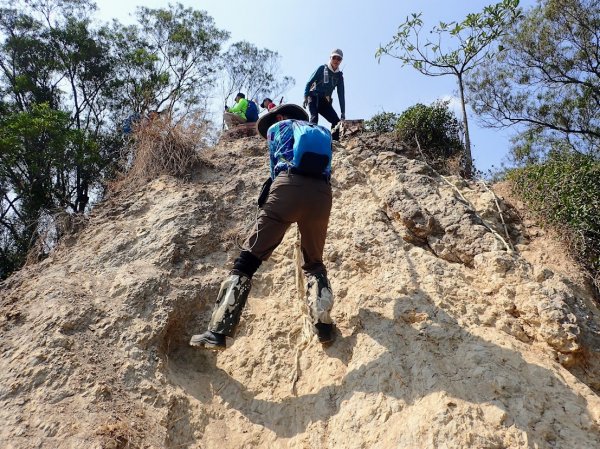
left=0, top=103, right=95, bottom=277
left=0, top=6, right=61, bottom=110
left=220, top=41, right=294, bottom=107
left=364, top=111, right=401, bottom=133
left=377, top=0, right=521, bottom=177
left=508, top=151, right=600, bottom=288
left=109, top=3, right=229, bottom=117
left=0, top=1, right=230, bottom=278
left=396, top=101, right=463, bottom=157
left=467, top=0, right=600, bottom=162
left=0, top=0, right=116, bottom=213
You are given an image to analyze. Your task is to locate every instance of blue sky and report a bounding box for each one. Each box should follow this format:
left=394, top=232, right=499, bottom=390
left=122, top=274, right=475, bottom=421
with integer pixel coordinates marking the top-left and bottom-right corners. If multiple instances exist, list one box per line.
left=94, top=0, right=537, bottom=173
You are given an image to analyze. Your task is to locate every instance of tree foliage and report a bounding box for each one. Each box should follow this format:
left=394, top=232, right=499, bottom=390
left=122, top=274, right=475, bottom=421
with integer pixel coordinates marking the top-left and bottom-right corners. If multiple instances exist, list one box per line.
left=0, top=0, right=116, bottom=217
left=508, top=151, right=600, bottom=288
left=220, top=41, right=294, bottom=107
left=377, top=0, right=521, bottom=177
left=396, top=101, right=463, bottom=157
left=364, top=111, right=401, bottom=133
left=0, top=0, right=235, bottom=278
left=467, top=0, right=600, bottom=162
left=364, top=102, right=464, bottom=175
left=109, top=3, right=229, bottom=117
left=0, top=103, right=94, bottom=277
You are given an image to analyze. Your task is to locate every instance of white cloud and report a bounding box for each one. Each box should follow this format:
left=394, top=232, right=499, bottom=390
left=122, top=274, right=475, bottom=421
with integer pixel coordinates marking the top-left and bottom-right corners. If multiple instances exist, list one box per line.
left=439, top=95, right=463, bottom=116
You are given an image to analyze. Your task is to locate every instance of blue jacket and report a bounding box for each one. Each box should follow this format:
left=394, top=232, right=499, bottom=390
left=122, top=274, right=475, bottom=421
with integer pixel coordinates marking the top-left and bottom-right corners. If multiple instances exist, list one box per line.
left=304, top=64, right=345, bottom=114
left=267, top=119, right=332, bottom=180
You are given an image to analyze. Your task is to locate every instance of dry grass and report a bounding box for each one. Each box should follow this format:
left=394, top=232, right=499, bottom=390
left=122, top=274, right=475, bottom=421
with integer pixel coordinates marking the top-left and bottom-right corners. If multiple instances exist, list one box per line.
left=113, top=112, right=208, bottom=192
left=96, top=419, right=138, bottom=449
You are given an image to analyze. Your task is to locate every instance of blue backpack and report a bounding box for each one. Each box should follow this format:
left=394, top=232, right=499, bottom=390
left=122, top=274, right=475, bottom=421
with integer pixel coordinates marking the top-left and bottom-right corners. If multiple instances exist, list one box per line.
left=291, top=121, right=332, bottom=177
left=246, top=100, right=259, bottom=123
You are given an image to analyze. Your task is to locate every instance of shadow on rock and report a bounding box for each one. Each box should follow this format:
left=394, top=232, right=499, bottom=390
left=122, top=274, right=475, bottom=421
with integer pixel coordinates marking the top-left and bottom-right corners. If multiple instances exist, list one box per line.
left=168, top=292, right=600, bottom=447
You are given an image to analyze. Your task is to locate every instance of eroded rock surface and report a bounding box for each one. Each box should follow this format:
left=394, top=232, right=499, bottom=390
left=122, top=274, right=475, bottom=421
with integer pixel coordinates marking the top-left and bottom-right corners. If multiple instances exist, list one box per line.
left=2, top=135, right=600, bottom=448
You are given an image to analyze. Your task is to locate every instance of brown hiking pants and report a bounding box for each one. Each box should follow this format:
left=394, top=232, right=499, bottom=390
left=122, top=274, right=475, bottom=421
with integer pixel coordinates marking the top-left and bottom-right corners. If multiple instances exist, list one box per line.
left=245, top=172, right=332, bottom=276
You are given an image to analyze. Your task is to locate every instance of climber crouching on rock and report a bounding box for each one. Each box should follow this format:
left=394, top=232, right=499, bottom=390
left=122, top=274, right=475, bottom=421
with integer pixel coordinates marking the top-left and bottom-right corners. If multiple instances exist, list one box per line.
left=223, top=92, right=248, bottom=129
left=190, top=104, right=335, bottom=350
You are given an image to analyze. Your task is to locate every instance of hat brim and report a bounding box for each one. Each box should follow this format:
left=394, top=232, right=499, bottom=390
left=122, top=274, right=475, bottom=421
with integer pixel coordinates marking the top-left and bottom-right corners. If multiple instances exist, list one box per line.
left=256, top=104, right=309, bottom=139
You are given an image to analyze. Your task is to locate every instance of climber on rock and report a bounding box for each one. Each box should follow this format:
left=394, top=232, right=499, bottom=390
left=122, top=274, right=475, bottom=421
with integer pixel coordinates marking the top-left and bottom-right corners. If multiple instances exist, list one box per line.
left=303, top=48, right=346, bottom=141
left=261, top=97, right=277, bottom=111
left=223, top=93, right=249, bottom=129
left=190, top=103, right=335, bottom=350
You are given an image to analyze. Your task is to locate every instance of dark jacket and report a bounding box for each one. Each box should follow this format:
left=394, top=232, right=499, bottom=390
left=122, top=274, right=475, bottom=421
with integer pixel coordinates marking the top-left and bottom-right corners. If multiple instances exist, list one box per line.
left=304, top=64, right=345, bottom=115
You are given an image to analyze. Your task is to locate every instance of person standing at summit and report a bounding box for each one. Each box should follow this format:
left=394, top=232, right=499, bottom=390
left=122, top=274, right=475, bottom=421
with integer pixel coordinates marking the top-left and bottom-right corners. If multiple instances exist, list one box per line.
left=303, top=49, right=345, bottom=140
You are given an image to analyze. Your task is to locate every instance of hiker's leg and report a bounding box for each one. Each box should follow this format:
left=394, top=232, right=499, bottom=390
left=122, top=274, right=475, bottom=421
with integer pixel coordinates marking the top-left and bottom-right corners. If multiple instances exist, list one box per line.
left=307, top=95, right=319, bottom=124
left=208, top=174, right=304, bottom=333
left=190, top=176, right=297, bottom=349
left=189, top=270, right=252, bottom=349
left=306, top=273, right=334, bottom=328
left=206, top=272, right=252, bottom=336
left=318, top=100, right=341, bottom=140
left=224, top=112, right=245, bottom=129
left=296, top=178, right=332, bottom=276
left=318, top=100, right=340, bottom=128
left=296, top=177, right=334, bottom=327
left=191, top=174, right=307, bottom=350
left=223, top=112, right=234, bottom=128
left=244, top=173, right=302, bottom=261
left=208, top=175, right=307, bottom=336
left=190, top=205, right=288, bottom=350
left=189, top=249, right=262, bottom=349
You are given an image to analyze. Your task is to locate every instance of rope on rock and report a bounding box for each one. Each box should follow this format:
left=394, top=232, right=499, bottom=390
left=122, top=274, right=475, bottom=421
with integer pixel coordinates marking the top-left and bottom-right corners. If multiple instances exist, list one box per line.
left=289, top=226, right=314, bottom=396
left=414, top=136, right=514, bottom=254
left=479, top=180, right=515, bottom=251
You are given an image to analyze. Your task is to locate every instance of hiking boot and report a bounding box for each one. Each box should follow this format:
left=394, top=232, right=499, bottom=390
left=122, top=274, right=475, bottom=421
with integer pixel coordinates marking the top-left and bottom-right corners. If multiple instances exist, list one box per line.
left=208, top=273, right=252, bottom=337
left=189, top=331, right=226, bottom=350
left=306, top=273, right=334, bottom=325
left=315, top=322, right=335, bottom=344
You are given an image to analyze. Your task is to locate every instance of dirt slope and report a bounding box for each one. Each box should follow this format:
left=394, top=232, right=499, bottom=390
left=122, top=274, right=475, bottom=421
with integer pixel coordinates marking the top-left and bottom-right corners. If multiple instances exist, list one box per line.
left=1, top=134, right=600, bottom=449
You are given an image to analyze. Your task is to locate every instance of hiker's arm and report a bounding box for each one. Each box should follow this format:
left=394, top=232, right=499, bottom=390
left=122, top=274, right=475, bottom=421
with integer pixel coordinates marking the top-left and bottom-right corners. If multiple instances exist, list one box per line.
left=338, top=74, right=345, bottom=117
left=229, top=98, right=248, bottom=114
left=268, top=135, right=277, bottom=179
left=304, top=66, right=321, bottom=97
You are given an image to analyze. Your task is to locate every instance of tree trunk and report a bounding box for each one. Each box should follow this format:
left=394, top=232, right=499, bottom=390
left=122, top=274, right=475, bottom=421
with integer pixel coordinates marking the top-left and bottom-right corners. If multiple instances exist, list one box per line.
left=457, top=75, right=473, bottom=178
left=75, top=166, right=89, bottom=213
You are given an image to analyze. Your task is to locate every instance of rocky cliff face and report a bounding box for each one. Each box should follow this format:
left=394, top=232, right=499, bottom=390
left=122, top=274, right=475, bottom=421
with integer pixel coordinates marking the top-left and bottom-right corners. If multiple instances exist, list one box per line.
left=1, top=134, right=600, bottom=449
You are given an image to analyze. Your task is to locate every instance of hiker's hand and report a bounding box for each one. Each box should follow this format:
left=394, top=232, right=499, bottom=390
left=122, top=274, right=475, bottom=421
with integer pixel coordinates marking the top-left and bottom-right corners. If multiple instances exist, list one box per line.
left=341, top=113, right=345, bottom=120
left=303, top=97, right=308, bottom=108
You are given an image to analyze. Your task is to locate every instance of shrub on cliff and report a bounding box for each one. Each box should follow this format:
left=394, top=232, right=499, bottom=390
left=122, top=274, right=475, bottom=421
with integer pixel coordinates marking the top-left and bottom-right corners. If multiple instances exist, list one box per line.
left=508, top=151, right=600, bottom=289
